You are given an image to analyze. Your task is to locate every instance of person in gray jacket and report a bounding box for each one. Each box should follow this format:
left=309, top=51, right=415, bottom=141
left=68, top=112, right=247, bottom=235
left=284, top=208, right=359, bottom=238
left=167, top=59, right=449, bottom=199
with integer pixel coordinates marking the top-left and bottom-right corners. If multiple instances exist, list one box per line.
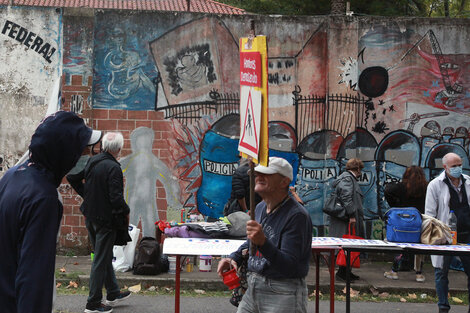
left=328, top=158, right=365, bottom=281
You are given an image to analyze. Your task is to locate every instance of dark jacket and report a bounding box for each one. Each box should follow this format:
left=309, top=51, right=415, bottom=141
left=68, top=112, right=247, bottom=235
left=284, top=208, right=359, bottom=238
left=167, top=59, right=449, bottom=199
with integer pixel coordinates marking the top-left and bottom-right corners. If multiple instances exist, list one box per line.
left=67, top=152, right=130, bottom=227
left=230, top=197, right=312, bottom=279
left=0, top=111, right=93, bottom=313
left=328, top=171, right=365, bottom=238
left=385, top=181, right=425, bottom=214
left=224, top=163, right=261, bottom=216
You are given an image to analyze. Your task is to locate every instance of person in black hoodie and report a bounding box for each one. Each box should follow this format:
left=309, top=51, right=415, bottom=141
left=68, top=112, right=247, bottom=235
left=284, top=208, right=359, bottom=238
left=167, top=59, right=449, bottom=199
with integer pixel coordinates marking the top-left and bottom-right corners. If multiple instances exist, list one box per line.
left=67, top=132, right=131, bottom=313
left=0, top=111, right=101, bottom=313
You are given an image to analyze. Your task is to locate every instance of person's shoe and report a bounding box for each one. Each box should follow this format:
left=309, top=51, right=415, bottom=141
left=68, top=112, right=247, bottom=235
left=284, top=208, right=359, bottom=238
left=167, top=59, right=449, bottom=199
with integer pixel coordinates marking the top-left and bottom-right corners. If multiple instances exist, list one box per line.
left=84, top=303, right=113, bottom=313
left=335, top=269, right=347, bottom=281
left=384, top=270, right=398, bottom=280
left=438, top=308, right=449, bottom=313
left=350, top=272, right=360, bottom=281
left=416, top=274, right=425, bottom=282
left=105, top=291, right=131, bottom=306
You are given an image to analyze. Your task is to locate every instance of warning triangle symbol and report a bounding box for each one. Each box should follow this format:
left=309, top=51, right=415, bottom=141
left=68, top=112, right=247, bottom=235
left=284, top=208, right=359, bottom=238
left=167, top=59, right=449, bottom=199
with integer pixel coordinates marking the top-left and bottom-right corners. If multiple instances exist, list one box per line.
left=239, top=89, right=259, bottom=154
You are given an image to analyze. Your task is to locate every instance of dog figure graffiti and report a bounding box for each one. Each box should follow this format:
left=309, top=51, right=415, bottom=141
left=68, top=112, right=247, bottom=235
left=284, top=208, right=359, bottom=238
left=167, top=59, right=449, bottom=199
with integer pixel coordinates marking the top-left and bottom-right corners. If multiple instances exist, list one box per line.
left=121, top=127, right=181, bottom=236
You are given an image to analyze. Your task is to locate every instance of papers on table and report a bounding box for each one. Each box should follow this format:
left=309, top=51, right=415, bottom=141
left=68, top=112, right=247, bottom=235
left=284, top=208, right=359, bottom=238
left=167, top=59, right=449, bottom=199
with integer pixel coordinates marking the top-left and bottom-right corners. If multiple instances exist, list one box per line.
left=163, top=237, right=245, bottom=256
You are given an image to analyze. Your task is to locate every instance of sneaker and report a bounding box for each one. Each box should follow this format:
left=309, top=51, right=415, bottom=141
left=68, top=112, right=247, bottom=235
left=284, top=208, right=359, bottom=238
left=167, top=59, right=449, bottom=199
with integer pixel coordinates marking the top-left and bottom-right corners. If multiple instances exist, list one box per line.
left=105, top=291, right=131, bottom=306
left=384, top=271, right=398, bottom=280
left=416, top=274, right=425, bottom=282
left=84, top=303, right=113, bottom=313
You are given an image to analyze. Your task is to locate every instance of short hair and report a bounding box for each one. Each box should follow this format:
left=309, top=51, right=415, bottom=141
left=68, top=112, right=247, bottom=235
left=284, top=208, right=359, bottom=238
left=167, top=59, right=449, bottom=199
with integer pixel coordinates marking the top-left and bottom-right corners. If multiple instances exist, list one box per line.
left=442, top=152, right=461, bottom=166
left=102, top=132, right=124, bottom=154
left=345, top=158, right=364, bottom=171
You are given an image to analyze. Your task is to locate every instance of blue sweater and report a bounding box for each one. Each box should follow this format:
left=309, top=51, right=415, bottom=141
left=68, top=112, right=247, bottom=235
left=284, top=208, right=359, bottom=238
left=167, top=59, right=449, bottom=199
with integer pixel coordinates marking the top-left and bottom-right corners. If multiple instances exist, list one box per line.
left=230, top=197, right=313, bottom=279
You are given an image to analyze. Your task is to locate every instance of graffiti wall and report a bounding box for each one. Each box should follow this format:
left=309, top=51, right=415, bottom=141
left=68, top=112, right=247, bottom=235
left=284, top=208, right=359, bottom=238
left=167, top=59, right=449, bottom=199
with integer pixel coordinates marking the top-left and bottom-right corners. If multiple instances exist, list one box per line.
left=73, top=13, right=469, bottom=242
left=0, top=6, right=61, bottom=175
left=3, top=7, right=469, bottom=247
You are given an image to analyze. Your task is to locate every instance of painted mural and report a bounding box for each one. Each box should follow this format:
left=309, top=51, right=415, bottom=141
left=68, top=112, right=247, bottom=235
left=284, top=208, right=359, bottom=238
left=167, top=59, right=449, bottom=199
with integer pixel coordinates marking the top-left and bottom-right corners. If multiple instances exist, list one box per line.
left=120, top=127, right=181, bottom=237
left=60, top=13, right=470, bottom=240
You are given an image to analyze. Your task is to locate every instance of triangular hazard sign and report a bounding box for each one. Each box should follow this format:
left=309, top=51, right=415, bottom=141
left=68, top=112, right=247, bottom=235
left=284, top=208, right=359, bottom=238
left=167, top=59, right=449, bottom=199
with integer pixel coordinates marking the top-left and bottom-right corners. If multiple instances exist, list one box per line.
left=239, top=87, right=261, bottom=158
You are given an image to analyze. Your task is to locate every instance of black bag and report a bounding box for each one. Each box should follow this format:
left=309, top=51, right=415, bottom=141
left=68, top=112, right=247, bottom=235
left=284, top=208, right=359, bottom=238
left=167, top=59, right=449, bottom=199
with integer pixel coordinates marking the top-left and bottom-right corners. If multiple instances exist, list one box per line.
left=322, top=190, right=347, bottom=220
left=133, top=237, right=163, bottom=275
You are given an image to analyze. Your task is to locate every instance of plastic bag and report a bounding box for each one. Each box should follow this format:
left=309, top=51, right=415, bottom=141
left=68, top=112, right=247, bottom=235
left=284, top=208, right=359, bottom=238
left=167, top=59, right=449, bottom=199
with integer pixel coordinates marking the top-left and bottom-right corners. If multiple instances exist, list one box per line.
left=336, top=224, right=362, bottom=268
left=113, top=224, right=140, bottom=272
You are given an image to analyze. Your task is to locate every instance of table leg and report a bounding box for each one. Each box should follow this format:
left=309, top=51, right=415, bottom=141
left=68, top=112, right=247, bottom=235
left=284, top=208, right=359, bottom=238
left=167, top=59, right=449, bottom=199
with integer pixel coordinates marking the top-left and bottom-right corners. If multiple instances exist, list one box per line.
left=315, top=252, right=320, bottom=313
left=175, top=255, right=181, bottom=313
left=346, top=250, right=350, bottom=313
left=329, top=250, right=335, bottom=313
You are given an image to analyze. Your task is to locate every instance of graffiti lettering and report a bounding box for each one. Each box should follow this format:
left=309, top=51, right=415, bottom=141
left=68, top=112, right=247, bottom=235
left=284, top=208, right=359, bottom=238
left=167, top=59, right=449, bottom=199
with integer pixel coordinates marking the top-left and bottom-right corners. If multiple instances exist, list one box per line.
left=384, top=173, right=400, bottom=184
left=302, top=167, right=337, bottom=182
left=357, top=171, right=371, bottom=184
left=1, top=20, right=56, bottom=63
left=70, top=94, right=84, bottom=114
left=203, top=160, right=237, bottom=176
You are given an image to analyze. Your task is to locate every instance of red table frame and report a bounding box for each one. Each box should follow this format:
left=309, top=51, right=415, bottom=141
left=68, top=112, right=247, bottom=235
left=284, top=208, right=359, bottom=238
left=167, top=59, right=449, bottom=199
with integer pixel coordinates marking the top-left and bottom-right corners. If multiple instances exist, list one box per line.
left=311, top=246, right=337, bottom=313
left=171, top=248, right=337, bottom=313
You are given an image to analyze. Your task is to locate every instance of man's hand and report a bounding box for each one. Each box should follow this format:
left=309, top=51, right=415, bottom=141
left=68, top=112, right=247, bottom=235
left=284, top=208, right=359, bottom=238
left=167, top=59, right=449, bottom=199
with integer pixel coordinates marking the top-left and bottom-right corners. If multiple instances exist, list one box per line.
left=217, top=258, right=238, bottom=278
left=349, top=217, right=356, bottom=228
left=246, top=220, right=266, bottom=246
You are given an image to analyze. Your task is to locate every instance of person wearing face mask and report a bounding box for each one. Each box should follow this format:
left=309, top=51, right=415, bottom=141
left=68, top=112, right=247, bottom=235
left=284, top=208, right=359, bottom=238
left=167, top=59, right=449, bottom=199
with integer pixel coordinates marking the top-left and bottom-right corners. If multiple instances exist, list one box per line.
left=328, top=158, right=365, bottom=281
left=425, top=152, right=470, bottom=313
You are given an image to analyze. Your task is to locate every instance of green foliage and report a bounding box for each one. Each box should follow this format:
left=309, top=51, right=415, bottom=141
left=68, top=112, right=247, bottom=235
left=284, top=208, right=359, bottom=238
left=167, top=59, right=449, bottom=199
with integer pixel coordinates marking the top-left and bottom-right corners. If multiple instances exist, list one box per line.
left=217, top=0, right=470, bottom=17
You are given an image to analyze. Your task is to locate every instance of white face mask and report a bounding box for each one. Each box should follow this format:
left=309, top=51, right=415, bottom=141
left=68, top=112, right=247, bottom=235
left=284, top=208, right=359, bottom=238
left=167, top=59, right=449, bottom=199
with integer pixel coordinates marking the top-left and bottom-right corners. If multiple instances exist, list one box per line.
left=449, top=166, right=463, bottom=178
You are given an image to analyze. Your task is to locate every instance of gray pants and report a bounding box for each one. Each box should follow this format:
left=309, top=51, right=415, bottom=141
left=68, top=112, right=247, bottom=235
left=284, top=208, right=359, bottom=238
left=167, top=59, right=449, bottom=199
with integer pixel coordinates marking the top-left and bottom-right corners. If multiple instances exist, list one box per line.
left=86, top=219, right=120, bottom=305
left=237, top=272, right=307, bottom=313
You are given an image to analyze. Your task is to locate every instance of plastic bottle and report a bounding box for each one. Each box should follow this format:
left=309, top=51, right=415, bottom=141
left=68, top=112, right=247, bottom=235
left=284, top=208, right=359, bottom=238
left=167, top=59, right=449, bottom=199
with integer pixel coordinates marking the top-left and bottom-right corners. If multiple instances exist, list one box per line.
left=449, top=210, right=457, bottom=245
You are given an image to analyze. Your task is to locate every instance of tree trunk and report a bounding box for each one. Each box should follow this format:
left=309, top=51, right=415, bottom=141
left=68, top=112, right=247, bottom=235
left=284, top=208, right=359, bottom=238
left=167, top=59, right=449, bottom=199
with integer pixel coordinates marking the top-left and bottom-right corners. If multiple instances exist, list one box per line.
left=444, top=0, right=450, bottom=17
left=331, top=0, right=345, bottom=15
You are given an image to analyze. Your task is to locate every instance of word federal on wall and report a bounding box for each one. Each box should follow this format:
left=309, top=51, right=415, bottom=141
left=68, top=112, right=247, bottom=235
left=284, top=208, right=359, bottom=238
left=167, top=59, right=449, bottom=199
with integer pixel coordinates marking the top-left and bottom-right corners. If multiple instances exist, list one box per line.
left=1, top=20, right=56, bottom=63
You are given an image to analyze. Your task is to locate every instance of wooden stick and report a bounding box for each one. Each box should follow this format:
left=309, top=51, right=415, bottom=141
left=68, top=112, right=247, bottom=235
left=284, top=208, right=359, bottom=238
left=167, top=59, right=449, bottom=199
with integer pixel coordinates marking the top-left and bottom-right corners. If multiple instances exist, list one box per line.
left=249, top=160, right=256, bottom=256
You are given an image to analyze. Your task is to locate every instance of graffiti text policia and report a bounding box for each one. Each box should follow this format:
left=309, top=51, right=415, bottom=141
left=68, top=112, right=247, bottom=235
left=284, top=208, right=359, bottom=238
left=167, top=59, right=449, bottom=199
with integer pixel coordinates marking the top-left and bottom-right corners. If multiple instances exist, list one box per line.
left=203, top=160, right=238, bottom=176
left=2, top=20, right=56, bottom=63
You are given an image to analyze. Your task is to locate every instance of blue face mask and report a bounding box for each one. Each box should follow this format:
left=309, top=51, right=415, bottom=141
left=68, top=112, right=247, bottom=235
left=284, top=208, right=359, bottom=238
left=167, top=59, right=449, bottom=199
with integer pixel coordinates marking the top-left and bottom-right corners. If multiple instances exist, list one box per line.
left=449, top=166, right=463, bottom=178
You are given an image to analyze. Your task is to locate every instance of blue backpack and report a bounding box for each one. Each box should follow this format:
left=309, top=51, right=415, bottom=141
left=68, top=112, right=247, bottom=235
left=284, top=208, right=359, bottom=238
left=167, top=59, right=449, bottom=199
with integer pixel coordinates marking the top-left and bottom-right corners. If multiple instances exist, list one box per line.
left=384, top=207, right=422, bottom=243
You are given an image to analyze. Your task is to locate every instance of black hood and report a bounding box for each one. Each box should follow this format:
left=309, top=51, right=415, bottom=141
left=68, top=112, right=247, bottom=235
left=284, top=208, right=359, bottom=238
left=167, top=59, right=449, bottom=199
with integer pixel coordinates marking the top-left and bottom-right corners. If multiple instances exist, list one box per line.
left=29, top=111, right=92, bottom=186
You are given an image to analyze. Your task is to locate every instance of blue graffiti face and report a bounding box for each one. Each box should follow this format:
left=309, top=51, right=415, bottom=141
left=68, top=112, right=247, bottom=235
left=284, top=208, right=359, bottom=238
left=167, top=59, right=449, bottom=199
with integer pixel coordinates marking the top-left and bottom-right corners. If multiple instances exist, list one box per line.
left=296, top=159, right=339, bottom=226
left=197, top=130, right=239, bottom=218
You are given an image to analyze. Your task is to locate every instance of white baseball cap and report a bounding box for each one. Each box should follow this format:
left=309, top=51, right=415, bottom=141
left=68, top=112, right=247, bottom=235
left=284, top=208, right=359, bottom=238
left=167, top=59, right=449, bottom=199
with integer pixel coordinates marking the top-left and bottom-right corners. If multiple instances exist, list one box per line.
left=88, top=130, right=102, bottom=146
left=254, top=157, right=293, bottom=181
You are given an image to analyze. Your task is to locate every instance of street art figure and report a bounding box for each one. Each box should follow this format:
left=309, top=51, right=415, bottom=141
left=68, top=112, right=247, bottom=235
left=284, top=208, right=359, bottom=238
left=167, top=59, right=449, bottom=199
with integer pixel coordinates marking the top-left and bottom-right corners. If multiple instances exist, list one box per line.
left=104, top=28, right=155, bottom=101
left=121, top=127, right=181, bottom=236
left=296, top=130, right=343, bottom=230
left=165, top=44, right=216, bottom=96
left=197, top=114, right=240, bottom=218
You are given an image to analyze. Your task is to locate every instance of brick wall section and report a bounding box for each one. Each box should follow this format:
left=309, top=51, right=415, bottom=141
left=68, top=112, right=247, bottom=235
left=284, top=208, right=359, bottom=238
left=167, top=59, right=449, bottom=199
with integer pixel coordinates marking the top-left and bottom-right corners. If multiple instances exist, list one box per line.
left=59, top=76, right=172, bottom=250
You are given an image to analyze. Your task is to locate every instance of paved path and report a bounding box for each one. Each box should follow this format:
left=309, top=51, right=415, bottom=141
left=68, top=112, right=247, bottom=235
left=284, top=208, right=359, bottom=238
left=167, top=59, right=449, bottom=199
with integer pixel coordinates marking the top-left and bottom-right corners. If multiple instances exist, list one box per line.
left=54, top=294, right=469, bottom=313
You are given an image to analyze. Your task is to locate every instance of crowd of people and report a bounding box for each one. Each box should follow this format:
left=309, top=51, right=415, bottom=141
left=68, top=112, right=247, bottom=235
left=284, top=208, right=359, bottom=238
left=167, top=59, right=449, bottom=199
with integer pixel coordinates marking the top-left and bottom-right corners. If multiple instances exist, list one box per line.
left=0, top=111, right=469, bottom=313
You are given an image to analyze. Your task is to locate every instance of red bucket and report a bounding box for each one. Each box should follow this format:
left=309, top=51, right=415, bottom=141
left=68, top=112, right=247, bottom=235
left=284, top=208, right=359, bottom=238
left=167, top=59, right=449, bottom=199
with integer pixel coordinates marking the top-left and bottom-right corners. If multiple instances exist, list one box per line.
left=222, top=268, right=240, bottom=290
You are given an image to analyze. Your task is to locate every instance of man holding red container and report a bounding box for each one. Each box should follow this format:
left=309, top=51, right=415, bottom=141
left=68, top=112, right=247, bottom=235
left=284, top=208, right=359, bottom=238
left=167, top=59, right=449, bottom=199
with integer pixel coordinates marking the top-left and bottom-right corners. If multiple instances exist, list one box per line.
left=217, top=157, right=312, bottom=313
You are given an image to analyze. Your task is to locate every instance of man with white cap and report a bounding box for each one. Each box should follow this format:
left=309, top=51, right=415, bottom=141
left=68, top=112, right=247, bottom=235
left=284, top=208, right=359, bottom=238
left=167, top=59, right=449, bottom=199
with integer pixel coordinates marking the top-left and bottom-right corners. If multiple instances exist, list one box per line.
left=0, top=111, right=101, bottom=313
left=218, top=157, right=312, bottom=313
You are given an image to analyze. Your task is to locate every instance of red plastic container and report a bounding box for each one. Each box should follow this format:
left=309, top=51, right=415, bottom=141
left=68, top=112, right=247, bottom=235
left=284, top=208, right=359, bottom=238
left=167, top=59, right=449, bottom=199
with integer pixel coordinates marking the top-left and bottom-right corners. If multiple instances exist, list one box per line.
left=222, top=268, right=240, bottom=290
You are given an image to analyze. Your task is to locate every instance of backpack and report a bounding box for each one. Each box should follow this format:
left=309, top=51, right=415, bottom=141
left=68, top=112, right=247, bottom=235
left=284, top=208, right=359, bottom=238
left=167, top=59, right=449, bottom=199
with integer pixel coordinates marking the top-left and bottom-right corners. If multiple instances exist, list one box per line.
left=384, top=207, right=422, bottom=243
left=133, top=237, right=164, bottom=275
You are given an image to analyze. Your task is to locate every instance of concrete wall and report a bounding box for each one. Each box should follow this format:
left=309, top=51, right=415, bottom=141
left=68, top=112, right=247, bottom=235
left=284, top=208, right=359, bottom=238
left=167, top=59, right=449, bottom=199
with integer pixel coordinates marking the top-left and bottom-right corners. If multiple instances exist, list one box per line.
left=2, top=7, right=470, bottom=249
left=0, top=6, right=61, bottom=173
